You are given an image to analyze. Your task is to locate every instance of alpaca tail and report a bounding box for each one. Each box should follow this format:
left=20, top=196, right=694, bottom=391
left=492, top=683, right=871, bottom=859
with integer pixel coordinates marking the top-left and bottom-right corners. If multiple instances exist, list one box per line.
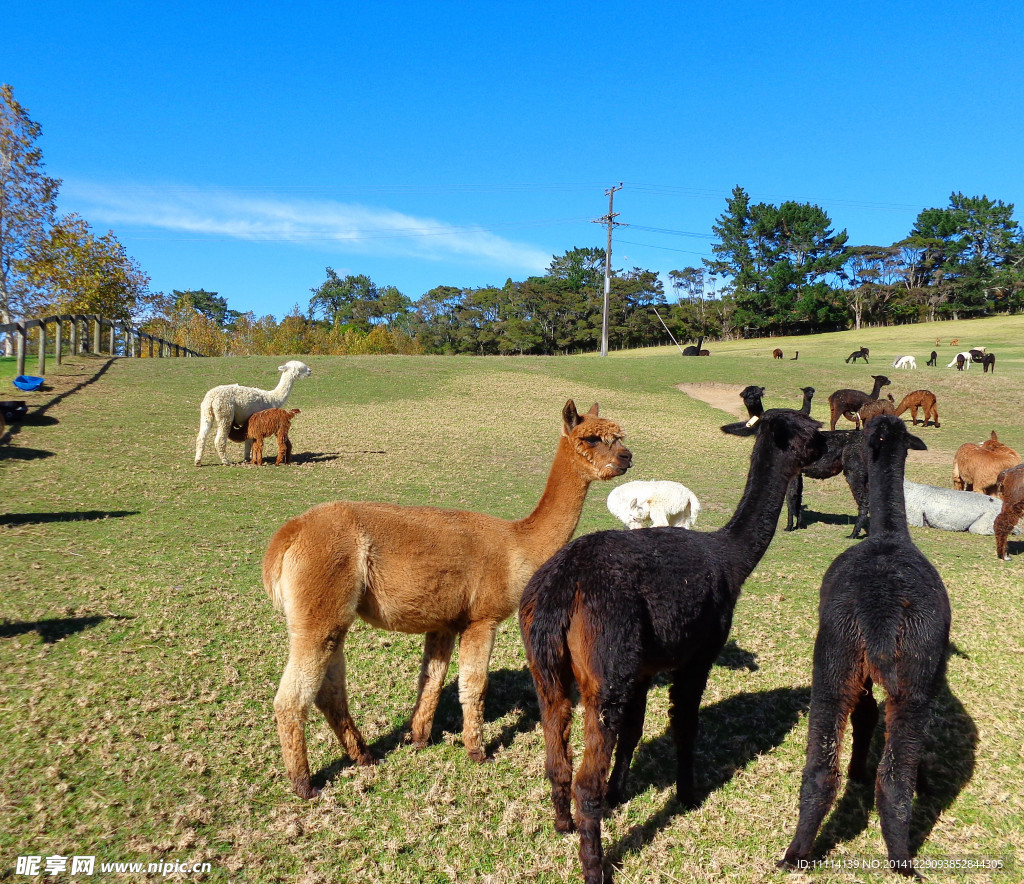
left=518, top=554, right=579, bottom=696
left=263, top=520, right=300, bottom=613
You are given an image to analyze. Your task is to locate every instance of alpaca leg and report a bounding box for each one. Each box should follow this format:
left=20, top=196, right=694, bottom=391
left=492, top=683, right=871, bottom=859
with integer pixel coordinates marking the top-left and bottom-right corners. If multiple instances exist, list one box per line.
left=995, top=501, right=1024, bottom=560
left=273, top=636, right=336, bottom=799
left=847, top=678, right=878, bottom=783
left=244, top=439, right=254, bottom=464
left=409, top=630, right=456, bottom=748
left=275, top=427, right=287, bottom=465
left=252, top=436, right=264, bottom=466
left=875, top=699, right=932, bottom=875
left=315, top=637, right=376, bottom=766
left=668, top=661, right=714, bottom=808
left=780, top=659, right=860, bottom=868
left=786, top=474, right=803, bottom=531
left=532, top=659, right=576, bottom=833
left=575, top=697, right=618, bottom=884
left=929, top=405, right=939, bottom=428
left=284, top=436, right=292, bottom=464
left=605, top=680, right=651, bottom=807
left=456, top=619, right=498, bottom=761
left=194, top=413, right=213, bottom=465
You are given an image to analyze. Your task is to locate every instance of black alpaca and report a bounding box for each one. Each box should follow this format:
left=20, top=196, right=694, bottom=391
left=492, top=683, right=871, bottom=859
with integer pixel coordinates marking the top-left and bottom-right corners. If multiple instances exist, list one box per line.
left=827, top=375, right=891, bottom=430
left=845, top=346, right=869, bottom=363
left=779, top=415, right=950, bottom=877
left=983, top=352, right=996, bottom=373
left=739, top=384, right=765, bottom=419
left=785, top=387, right=870, bottom=535
left=791, top=351, right=799, bottom=360
left=926, top=350, right=937, bottom=366
left=520, top=410, right=827, bottom=884
left=682, top=335, right=705, bottom=356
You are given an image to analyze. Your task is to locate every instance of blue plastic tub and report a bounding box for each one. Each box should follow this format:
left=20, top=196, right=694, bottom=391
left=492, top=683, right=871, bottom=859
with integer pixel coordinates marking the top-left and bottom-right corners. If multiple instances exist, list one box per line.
left=13, top=375, right=44, bottom=392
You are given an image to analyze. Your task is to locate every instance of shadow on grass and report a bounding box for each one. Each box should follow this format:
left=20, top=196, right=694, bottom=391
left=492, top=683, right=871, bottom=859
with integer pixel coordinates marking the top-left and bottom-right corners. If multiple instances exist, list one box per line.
left=0, top=613, right=129, bottom=643
left=605, top=686, right=811, bottom=870
left=2, top=358, right=114, bottom=442
left=793, top=507, right=859, bottom=530
left=0, top=510, right=139, bottom=526
left=0, top=446, right=55, bottom=462
left=289, top=451, right=343, bottom=465
left=806, top=678, right=976, bottom=862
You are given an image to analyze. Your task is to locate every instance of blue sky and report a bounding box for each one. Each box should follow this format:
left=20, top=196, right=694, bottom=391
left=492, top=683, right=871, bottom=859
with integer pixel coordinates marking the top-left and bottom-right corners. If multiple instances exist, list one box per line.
left=5, top=1, right=1023, bottom=320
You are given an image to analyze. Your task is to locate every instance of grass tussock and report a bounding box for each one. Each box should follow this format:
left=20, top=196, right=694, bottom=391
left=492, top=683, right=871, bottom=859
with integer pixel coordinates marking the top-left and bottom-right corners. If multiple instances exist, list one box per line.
left=1, top=315, right=1022, bottom=882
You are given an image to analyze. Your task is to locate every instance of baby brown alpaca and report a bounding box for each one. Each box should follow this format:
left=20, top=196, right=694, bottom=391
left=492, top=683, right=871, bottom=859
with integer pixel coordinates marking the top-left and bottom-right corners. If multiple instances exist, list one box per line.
left=230, top=407, right=300, bottom=465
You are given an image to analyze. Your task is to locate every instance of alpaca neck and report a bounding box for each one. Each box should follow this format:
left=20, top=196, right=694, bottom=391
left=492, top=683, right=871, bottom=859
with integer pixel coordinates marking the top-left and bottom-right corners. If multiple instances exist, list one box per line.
left=512, top=437, right=592, bottom=566
left=716, top=449, right=796, bottom=579
left=269, top=371, right=297, bottom=405
left=800, top=396, right=813, bottom=415
left=868, top=451, right=911, bottom=537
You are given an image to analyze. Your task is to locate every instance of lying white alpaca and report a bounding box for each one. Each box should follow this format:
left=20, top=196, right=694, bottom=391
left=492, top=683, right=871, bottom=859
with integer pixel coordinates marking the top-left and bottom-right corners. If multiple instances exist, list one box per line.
left=892, top=355, right=916, bottom=370
left=195, top=360, right=312, bottom=466
left=903, top=479, right=1021, bottom=535
left=607, top=480, right=701, bottom=529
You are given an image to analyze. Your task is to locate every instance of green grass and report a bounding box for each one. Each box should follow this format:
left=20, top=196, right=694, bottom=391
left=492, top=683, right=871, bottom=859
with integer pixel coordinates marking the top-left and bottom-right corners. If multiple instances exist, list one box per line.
left=1, top=316, right=1022, bottom=883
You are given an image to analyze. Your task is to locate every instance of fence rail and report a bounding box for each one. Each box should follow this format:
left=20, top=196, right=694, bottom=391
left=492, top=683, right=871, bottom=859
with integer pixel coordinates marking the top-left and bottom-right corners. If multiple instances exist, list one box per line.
left=0, top=313, right=203, bottom=378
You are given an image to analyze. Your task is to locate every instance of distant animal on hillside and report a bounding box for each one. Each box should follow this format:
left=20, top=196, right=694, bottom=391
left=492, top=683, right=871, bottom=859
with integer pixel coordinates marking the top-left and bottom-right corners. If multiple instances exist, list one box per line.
left=773, top=348, right=783, bottom=359
left=892, top=355, right=916, bottom=370
left=983, top=353, right=996, bottom=373
left=229, top=407, right=300, bottom=466
left=845, top=347, right=870, bottom=363
left=682, top=336, right=706, bottom=356
left=791, top=351, right=799, bottom=360
left=949, top=338, right=959, bottom=346
left=926, top=350, right=938, bottom=366
left=894, top=390, right=940, bottom=428
left=948, top=352, right=971, bottom=370
left=969, top=347, right=986, bottom=363
left=698, top=348, right=710, bottom=356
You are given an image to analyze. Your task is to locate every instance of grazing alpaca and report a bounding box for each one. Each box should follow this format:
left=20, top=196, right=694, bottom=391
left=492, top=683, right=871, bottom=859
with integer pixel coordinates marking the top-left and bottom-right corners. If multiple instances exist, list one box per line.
left=995, top=464, right=1024, bottom=560
left=892, top=355, right=916, bottom=370
left=195, top=361, right=312, bottom=465
left=856, top=394, right=896, bottom=425
left=779, top=415, right=950, bottom=877
left=947, top=351, right=971, bottom=370
left=607, top=480, right=700, bottom=529
left=949, top=338, right=959, bottom=347
left=983, top=352, right=996, bottom=373
left=904, top=480, right=1014, bottom=535
left=229, top=408, right=300, bottom=466
left=845, top=347, right=870, bottom=363
left=952, top=431, right=1021, bottom=496
left=265, top=401, right=631, bottom=799
left=926, top=350, right=938, bottom=366
left=773, top=348, right=783, bottom=359
left=520, top=410, right=827, bottom=884
left=827, top=375, right=891, bottom=430
left=739, top=384, right=766, bottom=419
left=894, top=390, right=940, bottom=427
left=969, top=346, right=986, bottom=363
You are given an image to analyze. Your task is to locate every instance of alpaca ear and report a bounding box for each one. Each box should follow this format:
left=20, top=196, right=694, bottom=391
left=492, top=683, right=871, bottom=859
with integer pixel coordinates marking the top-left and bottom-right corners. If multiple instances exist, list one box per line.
left=587, top=403, right=600, bottom=416
left=908, top=433, right=927, bottom=451
left=562, top=400, right=583, bottom=435
left=278, top=364, right=288, bottom=372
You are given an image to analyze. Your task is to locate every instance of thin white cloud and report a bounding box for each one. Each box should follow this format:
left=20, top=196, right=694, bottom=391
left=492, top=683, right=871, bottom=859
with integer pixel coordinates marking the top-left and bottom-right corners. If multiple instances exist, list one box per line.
left=60, top=181, right=554, bottom=272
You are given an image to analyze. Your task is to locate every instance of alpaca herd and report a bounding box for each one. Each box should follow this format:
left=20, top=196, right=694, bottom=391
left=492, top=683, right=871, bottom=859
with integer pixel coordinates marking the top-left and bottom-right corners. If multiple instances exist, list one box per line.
left=187, top=350, right=1017, bottom=882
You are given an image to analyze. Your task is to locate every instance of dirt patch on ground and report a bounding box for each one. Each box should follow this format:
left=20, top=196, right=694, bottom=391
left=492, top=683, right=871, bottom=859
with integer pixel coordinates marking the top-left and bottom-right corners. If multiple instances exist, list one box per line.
left=676, top=382, right=748, bottom=418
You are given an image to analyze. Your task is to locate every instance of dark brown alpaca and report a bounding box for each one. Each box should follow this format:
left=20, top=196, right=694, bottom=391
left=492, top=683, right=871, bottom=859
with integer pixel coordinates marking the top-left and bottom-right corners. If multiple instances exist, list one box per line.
left=894, top=390, right=940, bottom=427
left=520, top=410, right=826, bottom=884
left=229, top=407, right=300, bottom=465
left=994, top=464, right=1024, bottom=560
left=773, top=348, right=783, bottom=359
left=779, top=415, right=950, bottom=877
left=264, top=401, right=631, bottom=799
left=827, top=375, right=891, bottom=430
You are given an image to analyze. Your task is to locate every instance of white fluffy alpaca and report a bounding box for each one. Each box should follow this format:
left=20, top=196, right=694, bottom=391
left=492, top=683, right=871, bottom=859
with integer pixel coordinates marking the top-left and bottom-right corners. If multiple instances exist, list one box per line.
left=892, top=355, right=916, bottom=370
left=903, top=479, right=1021, bottom=535
left=607, top=480, right=701, bottom=529
left=194, top=360, right=312, bottom=465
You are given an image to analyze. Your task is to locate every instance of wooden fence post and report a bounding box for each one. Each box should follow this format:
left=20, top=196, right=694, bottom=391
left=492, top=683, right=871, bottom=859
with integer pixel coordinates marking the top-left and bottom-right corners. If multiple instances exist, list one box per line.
left=55, top=319, right=63, bottom=366
left=92, top=317, right=101, bottom=354
left=70, top=316, right=79, bottom=355
left=16, top=323, right=26, bottom=377
left=38, top=321, right=47, bottom=376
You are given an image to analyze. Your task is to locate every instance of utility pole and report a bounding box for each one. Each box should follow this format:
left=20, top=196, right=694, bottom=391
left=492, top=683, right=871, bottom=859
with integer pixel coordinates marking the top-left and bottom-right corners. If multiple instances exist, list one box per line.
left=592, top=183, right=624, bottom=357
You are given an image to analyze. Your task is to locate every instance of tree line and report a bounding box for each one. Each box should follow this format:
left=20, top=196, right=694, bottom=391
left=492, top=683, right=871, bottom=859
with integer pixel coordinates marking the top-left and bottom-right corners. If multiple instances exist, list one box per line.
left=3, top=83, right=1023, bottom=359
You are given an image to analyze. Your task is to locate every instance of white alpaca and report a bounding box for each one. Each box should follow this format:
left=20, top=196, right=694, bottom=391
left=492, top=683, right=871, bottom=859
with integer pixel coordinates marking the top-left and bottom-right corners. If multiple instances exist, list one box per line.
left=903, top=479, right=1021, bottom=535
left=607, top=480, right=701, bottom=529
left=195, top=360, right=312, bottom=465
left=947, top=351, right=973, bottom=369
left=892, top=355, right=916, bottom=370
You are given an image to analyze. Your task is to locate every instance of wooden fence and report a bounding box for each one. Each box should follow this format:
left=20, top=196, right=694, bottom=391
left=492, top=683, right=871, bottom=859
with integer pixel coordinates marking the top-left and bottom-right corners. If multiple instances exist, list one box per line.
left=0, top=313, right=203, bottom=378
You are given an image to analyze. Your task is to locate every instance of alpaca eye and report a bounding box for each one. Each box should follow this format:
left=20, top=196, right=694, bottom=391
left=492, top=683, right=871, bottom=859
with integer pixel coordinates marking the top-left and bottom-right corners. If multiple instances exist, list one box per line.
left=581, top=436, right=601, bottom=446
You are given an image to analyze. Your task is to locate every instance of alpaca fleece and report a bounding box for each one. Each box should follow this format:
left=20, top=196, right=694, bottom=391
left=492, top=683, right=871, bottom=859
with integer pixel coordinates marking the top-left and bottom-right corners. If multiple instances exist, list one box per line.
left=903, top=479, right=1013, bottom=534
left=952, top=431, right=1021, bottom=496
left=521, top=409, right=826, bottom=884
left=827, top=375, right=891, bottom=430
left=780, top=415, right=950, bottom=877
left=995, top=464, right=1024, bottom=560
left=894, top=390, right=940, bottom=427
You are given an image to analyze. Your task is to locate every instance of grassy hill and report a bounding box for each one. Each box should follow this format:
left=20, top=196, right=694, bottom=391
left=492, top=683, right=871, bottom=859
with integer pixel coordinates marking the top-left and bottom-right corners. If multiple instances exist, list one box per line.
left=1, top=315, right=1021, bottom=882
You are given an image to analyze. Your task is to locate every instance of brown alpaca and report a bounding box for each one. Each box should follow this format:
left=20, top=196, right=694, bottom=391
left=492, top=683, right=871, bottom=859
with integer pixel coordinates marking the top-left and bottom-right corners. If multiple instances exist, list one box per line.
left=894, top=389, right=940, bottom=427
left=827, top=375, right=891, bottom=430
left=264, top=400, right=632, bottom=799
left=229, top=408, right=300, bottom=465
left=952, top=431, right=1021, bottom=496
left=949, top=338, right=959, bottom=346
left=856, top=394, right=895, bottom=424
left=773, top=348, right=783, bottom=359
left=994, top=465, right=1024, bottom=560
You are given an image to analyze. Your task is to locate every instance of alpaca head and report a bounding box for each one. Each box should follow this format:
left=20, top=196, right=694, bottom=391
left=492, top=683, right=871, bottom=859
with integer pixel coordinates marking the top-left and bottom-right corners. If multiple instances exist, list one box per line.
left=626, top=498, right=650, bottom=529
left=721, top=408, right=827, bottom=467
left=279, top=360, right=312, bottom=379
left=864, top=413, right=927, bottom=463
left=739, top=385, right=766, bottom=417
left=561, top=400, right=632, bottom=480
left=800, top=386, right=815, bottom=398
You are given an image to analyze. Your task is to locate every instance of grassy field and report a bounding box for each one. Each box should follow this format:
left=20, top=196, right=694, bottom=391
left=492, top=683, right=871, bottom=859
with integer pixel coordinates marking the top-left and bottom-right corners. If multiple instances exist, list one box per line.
left=1, top=316, right=1021, bottom=883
